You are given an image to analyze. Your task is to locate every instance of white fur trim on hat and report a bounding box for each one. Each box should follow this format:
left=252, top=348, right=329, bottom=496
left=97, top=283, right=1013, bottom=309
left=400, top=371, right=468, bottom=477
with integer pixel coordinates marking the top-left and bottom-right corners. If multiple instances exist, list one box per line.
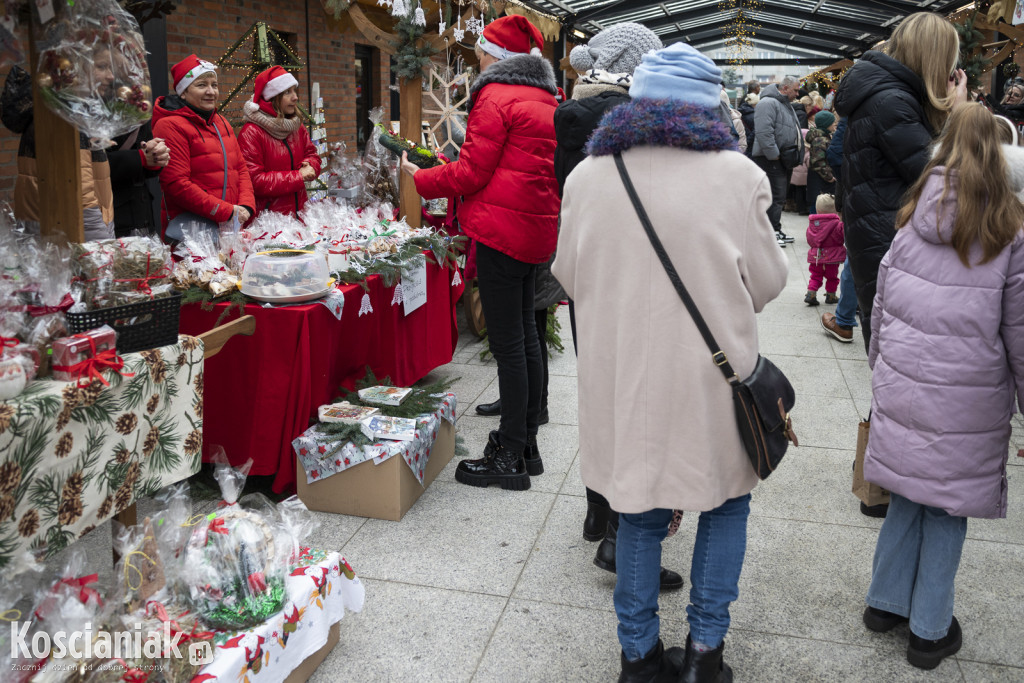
left=175, top=60, right=217, bottom=95
left=476, top=34, right=539, bottom=60
left=263, top=71, right=299, bottom=100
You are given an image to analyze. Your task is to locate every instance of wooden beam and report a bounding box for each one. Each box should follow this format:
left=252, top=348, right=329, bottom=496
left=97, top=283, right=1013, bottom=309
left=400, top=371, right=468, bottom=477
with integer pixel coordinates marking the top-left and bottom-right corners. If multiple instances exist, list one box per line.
left=197, top=315, right=256, bottom=359
left=399, top=77, right=423, bottom=228
left=349, top=4, right=397, bottom=55
left=28, top=23, right=83, bottom=243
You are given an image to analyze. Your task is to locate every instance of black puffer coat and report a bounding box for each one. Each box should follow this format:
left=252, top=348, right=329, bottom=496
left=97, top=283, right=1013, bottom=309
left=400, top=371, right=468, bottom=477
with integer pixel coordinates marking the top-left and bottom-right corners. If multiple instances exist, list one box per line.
left=554, top=88, right=630, bottom=194
left=737, top=100, right=756, bottom=157
left=835, top=50, right=935, bottom=348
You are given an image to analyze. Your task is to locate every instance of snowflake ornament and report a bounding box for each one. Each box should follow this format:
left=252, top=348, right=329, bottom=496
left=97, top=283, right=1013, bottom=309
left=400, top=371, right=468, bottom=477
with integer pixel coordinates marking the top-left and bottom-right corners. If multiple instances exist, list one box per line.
left=465, top=14, right=484, bottom=36
left=438, top=20, right=446, bottom=35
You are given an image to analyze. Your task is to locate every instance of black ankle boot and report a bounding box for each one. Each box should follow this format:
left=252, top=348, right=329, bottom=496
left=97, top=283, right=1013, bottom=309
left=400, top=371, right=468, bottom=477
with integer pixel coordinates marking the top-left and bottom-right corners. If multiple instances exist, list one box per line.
left=679, top=635, right=732, bottom=683
left=475, top=399, right=501, bottom=416
left=583, top=500, right=609, bottom=541
left=618, top=639, right=685, bottom=683
left=594, top=518, right=685, bottom=591
left=907, top=616, right=961, bottom=670
left=523, top=434, right=543, bottom=476
left=455, top=431, right=530, bottom=490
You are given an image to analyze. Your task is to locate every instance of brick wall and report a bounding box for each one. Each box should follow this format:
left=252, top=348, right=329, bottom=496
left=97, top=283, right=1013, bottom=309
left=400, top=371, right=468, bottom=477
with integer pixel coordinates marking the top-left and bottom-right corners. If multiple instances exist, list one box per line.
left=0, top=0, right=398, bottom=203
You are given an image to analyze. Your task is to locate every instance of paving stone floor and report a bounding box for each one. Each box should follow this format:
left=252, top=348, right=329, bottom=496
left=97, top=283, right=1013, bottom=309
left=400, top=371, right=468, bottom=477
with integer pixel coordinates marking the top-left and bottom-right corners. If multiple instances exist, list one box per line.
left=51, top=212, right=1024, bottom=681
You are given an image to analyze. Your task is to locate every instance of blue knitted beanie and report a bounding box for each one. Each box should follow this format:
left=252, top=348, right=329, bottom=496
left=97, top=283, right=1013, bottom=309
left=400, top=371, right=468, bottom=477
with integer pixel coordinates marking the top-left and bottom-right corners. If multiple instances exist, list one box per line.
left=629, top=43, right=722, bottom=109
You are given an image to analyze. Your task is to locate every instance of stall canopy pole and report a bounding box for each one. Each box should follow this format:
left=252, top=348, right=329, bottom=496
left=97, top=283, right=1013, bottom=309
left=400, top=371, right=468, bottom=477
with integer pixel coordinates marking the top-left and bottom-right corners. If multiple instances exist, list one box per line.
left=399, top=76, right=423, bottom=228
left=28, top=18, right=84, bottom=243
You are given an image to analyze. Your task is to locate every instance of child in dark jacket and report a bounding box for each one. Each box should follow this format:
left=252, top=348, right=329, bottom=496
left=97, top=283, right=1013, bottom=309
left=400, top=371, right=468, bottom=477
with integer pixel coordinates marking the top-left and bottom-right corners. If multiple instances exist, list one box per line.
left=804, top=194, right=846, bottom=305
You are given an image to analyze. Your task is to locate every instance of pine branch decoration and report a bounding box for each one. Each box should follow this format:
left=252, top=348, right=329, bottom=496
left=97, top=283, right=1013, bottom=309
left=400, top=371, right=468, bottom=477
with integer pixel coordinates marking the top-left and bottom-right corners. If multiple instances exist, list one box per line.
left=333, top=366, right=458, bottom=419
left=391, top=13, right=438, bottom=81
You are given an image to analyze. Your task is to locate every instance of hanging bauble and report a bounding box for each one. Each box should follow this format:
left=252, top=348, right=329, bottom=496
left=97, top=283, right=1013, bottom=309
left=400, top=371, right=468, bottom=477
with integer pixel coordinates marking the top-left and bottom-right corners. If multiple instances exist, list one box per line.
left=391, top=0, right=408, bottom=17
left=36, top=73, right=53, bottom=89
left=116, top=85, right=133, bottom=101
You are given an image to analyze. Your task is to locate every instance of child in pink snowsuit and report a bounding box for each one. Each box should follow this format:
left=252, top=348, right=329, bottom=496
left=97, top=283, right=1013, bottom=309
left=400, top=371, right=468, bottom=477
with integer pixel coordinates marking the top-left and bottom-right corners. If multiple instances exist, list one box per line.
left=804, top=193, right=846, bottom=306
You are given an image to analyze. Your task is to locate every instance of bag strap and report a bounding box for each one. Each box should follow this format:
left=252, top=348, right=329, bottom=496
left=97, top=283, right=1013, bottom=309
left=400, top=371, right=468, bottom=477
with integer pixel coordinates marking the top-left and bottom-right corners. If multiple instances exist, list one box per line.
left=613, top=152, right=740, bottom=384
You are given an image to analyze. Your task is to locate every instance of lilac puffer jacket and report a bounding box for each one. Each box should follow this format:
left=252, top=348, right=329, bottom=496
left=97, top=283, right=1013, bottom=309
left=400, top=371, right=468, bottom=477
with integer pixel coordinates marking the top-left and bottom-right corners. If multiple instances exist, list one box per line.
left=865, top=168, right=1024, bottom=519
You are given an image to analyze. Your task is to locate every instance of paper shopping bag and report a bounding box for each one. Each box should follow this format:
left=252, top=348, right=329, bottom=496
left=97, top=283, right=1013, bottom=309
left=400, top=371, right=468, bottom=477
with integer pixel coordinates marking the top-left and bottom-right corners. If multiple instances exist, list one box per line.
left=852, top=420, right=890, bottom=506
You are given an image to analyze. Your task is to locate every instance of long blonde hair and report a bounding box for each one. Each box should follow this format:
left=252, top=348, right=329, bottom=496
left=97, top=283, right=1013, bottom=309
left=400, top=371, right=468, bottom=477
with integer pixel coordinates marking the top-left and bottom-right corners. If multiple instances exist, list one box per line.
left=895, top=104, right=1024, bottom=266
left=884, top=13, right=960, bottom=132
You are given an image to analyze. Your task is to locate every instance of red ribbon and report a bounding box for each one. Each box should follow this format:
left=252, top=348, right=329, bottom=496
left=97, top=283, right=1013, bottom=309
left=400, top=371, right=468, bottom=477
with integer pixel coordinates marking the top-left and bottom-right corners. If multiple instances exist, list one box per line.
left=0, top=337, right=17, bottom=348
left=115, top=658, right=150, bottom=683
left=206, top=518, right=228, bottom=544
left=26, top=293, right=74, bottom=317
left=247, top=572, right=267, bottom=593
left=145, top=600, right=216, bottom=645
left=53, top=348, right=133, bottom=387
left=59, top=574, right=104, bottom=606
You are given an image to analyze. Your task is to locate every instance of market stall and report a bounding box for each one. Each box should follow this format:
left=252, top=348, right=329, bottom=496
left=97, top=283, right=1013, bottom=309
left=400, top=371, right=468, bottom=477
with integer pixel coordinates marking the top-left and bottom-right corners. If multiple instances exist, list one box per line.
left=179, top=258, right=462, bottom=493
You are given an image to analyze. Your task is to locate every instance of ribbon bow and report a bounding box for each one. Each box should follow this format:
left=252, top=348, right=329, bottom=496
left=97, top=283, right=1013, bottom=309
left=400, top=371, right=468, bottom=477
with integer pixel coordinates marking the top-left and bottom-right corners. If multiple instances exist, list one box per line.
left=26, top=293, right=75, bottom=317
left=205, top=517, right=229, bottom=545
left=59, top=574, right=104, bottom=606
left=52, top=333, right=134, bottom=387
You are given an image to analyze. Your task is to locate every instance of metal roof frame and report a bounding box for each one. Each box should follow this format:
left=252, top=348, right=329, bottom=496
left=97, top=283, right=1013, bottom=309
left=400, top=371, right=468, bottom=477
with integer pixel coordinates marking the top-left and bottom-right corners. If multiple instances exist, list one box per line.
left=548, top=0, right=973, bottom=60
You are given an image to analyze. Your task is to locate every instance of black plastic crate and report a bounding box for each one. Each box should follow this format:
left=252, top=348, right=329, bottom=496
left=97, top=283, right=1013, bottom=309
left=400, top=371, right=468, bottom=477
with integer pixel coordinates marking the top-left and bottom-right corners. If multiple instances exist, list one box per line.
left=66, top=292, right=182, bottom=354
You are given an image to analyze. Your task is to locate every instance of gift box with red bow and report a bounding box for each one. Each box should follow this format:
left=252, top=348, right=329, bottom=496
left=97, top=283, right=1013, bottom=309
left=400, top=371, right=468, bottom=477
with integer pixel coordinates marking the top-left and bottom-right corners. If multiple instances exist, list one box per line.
left=51, top=325, right=123, bottom=384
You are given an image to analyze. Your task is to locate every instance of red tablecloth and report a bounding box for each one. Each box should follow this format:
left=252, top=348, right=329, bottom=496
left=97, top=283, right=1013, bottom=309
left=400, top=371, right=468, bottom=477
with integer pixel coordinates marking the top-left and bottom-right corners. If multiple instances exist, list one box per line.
left=179, top=260, right=463, bottom=492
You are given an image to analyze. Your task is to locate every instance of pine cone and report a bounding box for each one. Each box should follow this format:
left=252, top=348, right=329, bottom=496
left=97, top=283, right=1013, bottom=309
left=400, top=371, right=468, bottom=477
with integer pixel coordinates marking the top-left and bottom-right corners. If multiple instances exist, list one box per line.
left=18, top=509, right=39, bottom=537
left=115, top=447, right=131, bottom=464
left=54, top=432, right=74, bottom=459
left=184, top=429, right=203, bottom=456
left=193, top=371, right=204, bottom=396
left=64, top=471, right=84, bottom=496
left=150, top=360, right=167, bottom=384
left=78, top=380, right=104, bottom=407
left=79, top=525, right=96, bottom=538
left=58, top=474, right=85, bottom=526
left=193, top=397, right=204, bottom=418
left=176, top=353, right=186, bottom=368
left=115, top=412, right=139, bottom=435
left=146, top=394, right=160, bottom=415
left=0, top=461, right=22, bottom=496
left=61, top=383, right=81, bottom=410
left=0, top=494, right=14, bottom=523
left=0, top=404, right=15, bottom=434
left=125, top=461, right=141, bottom=489
left=139, top=350, right=161, bottom=366
left=97, top=495, right=113, bottom=518
left=55, top=406, right=73, bottom=431
left=180, top=336, right=199, bottom=353
left=114, top=483, right=133, bottom=512
left=142, top=426, right=159, bottom=458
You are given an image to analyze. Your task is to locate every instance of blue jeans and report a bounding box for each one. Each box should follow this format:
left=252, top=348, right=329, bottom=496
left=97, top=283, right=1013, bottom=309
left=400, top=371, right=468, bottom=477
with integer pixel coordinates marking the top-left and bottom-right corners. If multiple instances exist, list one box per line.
left=835, top=257, right=858, bottom=328
left=866, top=493, right=967, bottom=640
left=614, top=495, right=751, bottom=660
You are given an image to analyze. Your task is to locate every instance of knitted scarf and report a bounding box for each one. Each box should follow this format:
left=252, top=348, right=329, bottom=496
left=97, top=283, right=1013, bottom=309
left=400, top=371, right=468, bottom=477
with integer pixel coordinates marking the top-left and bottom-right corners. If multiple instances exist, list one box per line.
left=243, top=100, right=301, bottom=140
left=572, top=69, right=631, bottom=101
left=587, top=98, right=737, bottom=157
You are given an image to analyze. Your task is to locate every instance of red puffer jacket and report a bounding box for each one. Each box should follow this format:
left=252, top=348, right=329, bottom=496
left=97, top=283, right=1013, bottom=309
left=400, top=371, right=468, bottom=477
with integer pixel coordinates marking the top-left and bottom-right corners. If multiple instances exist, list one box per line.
left=238, top=112, right=321, bottom=220
left=152, top=95, right=255, bottom=234
left=413, top=54, right=559, bottom=264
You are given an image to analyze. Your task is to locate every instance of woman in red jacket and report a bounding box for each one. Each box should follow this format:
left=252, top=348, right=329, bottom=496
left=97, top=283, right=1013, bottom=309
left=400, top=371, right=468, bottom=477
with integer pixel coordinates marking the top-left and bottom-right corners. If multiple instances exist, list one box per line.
left=238, top=66, right=320, bottom=221
left=152, top=54, right=255, bottom=240
left=401, top=15, right=559, bottom=492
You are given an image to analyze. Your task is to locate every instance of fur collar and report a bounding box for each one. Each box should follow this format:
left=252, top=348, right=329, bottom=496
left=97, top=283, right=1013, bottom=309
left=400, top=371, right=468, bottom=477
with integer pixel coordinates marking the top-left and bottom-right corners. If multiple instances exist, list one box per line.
left=586, top=99, right=737, bottom=157
left=572, top=82, right=628, bottom=101
left=471, top=54, right=558, bottom=99
left=243, top=100, right=301, bottom=140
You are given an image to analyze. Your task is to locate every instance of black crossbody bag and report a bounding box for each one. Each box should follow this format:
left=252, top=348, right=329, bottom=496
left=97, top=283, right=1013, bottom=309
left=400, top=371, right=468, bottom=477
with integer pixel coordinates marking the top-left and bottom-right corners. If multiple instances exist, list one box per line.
left=613, top=153, right=798, bottom=479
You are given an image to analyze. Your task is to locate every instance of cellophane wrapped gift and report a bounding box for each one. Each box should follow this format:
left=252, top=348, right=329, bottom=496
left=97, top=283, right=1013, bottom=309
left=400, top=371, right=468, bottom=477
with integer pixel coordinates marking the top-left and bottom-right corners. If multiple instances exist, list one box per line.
left=358, top=106, right=400, bottom=209
left=29, top=548, right=111, bottom=682
left=70, top=236, right=172, bottom=310
left=21, top=239, right=72, bottom=363
left=51, top=325, right=116, bottom=382
left=179, top=454, right=289, bottom=630
left=241, top=211, right=319, bottom=253
left=171, top=225, right=239, bottom=296
left=32, top=0, right=152, bottom=149
left=0, top=553, right=46, bottom=683
left=327, top=140, right=364, bottom=192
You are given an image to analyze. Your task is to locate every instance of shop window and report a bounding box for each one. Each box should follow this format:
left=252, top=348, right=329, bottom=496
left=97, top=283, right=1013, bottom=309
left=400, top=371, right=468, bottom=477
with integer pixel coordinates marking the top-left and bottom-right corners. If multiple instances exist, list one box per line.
left=355, top=45, right=376, bottom=153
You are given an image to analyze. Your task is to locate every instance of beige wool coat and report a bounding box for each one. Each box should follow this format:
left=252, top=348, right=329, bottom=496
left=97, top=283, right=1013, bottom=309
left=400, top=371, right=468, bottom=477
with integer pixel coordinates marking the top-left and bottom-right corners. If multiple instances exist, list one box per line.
left=553, top=145, right=788, bottom=514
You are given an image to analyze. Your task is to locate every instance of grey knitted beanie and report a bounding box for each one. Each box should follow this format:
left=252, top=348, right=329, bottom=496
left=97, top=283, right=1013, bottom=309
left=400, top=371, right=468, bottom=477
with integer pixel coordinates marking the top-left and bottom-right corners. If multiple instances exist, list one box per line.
left=569, top=23, right=663, bottom=75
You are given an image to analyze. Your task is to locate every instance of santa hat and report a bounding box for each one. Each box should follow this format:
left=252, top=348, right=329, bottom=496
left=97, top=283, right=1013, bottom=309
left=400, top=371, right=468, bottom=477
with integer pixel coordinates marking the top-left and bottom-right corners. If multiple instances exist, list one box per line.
left=171, top=54, right=218, bottom=95
left=251, top=66, right=300, bottom=116
left=477, top=15, right=544, bottom=60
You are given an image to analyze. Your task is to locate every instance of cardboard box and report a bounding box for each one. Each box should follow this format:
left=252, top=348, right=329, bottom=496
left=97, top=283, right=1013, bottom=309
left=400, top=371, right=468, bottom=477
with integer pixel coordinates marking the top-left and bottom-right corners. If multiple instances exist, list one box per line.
left=284, top=621, right=340, bottom=683
left=296, top=420, right=455, bottom=521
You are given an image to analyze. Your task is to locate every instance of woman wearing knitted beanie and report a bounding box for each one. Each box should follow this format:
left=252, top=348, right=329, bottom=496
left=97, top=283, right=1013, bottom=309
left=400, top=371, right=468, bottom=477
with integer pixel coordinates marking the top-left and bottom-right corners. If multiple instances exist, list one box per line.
left=554, top=22, right=686, bottom=596
left=238, top=66, right=321, bottom=223
left=401, top=15, right=559, bottom=491
left=554, top=43, right=787, bottom=682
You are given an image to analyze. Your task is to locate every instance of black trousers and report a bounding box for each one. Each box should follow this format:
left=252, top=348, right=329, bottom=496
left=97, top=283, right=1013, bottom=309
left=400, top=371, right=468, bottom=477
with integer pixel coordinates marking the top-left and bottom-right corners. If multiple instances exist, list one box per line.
left=476, top=243, right=542, bottom=453
left=754, top=156, right=791, bottom=233
left=535, top=307, right=549, bottom=410
left=806, top=173, right=836, bottom=214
